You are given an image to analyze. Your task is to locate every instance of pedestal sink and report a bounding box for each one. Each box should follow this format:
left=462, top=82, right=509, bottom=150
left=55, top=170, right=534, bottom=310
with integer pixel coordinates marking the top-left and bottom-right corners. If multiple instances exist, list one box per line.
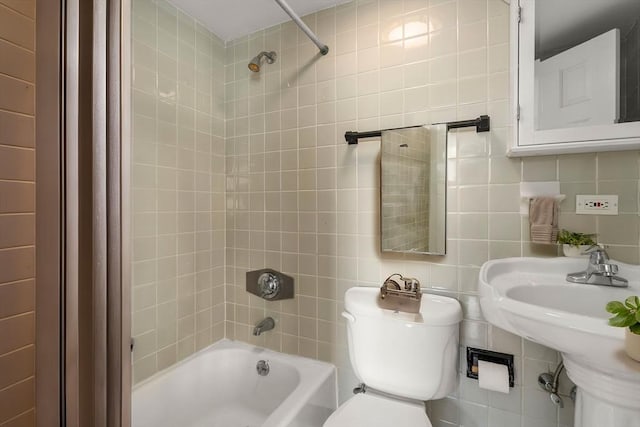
left=478, top=257, right=640, bottom=427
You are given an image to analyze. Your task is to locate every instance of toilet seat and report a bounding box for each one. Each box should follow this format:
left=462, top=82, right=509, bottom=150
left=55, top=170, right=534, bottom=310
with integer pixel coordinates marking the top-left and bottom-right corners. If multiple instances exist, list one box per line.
left=323, top=393, right=432, bottom=427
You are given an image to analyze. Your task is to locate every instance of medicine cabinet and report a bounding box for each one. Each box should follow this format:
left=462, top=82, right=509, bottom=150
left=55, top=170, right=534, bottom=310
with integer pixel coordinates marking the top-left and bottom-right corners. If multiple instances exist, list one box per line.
left=510, top=0, right=640, bottom=156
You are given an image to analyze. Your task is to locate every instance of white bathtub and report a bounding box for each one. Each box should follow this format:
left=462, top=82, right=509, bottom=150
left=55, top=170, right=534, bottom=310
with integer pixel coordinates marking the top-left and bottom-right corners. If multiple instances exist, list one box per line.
left=132, top=339, right=337, bottom=427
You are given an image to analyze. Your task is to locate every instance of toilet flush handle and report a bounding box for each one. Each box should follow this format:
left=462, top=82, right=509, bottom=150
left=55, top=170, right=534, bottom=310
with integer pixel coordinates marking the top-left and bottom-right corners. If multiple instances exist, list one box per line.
left=342, top=312, right=356, bottom=323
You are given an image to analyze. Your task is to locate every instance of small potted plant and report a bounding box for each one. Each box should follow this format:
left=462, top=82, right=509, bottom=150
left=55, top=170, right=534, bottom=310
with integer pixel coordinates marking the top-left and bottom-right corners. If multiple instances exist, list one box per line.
left=557, top=229, right=597, bottom=257
left=606, top=296, right=640, bottom=362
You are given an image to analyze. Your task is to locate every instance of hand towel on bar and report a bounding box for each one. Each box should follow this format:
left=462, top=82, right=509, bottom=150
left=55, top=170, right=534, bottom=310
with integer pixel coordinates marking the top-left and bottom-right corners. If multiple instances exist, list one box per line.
left=529, top=197, right=558, bottom=244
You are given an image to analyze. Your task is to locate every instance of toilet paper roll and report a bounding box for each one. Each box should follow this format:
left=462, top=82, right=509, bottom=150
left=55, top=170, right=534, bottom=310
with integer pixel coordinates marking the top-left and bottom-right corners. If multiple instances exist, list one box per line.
left=478, top=360, right=510, bottom=394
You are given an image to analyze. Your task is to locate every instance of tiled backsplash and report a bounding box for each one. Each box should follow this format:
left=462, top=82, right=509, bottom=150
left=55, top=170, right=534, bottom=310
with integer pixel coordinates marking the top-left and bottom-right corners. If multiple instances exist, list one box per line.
left=131, top=0, right=226, bottom=383
left=132, top=0, right=640, bottom=425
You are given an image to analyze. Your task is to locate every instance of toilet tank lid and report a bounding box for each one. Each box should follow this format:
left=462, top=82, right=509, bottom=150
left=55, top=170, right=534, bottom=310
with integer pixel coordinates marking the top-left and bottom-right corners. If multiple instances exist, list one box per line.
left=344, top=287, right=462, bottom=326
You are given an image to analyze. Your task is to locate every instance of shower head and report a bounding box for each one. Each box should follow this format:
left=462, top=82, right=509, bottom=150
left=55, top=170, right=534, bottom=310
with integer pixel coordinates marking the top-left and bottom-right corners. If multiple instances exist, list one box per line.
left=248, top=51, right=277, bottom=72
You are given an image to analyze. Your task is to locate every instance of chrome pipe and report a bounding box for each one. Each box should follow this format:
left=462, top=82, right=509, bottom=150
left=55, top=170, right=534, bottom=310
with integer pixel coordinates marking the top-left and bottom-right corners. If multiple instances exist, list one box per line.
left=538, top=361, right=566, bottom=408
left=273, top=0, right=329, bottom=55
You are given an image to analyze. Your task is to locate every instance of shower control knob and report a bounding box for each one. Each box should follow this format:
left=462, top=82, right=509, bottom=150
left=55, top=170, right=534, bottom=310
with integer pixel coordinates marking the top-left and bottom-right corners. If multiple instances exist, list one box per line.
left=258, top=272, right=280, bottom=299
left=246, top=268, right=294, bottom=301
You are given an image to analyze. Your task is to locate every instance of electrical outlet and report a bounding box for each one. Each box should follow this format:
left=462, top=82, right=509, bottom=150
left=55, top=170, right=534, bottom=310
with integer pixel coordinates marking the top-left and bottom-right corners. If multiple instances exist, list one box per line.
left=576, top=195, right=618, bottom=215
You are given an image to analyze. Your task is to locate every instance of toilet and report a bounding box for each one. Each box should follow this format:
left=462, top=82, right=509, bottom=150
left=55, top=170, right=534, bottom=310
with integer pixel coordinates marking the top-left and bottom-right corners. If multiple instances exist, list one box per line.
left=323, top=287, right=462, bottom=427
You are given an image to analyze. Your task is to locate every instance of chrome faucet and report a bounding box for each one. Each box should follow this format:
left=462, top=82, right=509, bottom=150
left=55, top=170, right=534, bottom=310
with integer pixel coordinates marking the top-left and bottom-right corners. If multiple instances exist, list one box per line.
left=566, top=246, right=628, bottom=287
left=253, top=317, right=275, bottom=336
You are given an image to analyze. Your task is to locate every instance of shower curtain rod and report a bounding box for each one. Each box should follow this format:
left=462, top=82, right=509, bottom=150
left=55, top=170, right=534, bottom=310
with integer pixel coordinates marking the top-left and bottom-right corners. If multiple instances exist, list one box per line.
left=274, top=0, right=329, bottom=55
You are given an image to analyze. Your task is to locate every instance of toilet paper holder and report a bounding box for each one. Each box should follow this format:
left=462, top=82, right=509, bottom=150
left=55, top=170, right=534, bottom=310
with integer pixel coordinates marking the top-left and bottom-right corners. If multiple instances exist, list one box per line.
left=466, top=347, right=515, bottom=387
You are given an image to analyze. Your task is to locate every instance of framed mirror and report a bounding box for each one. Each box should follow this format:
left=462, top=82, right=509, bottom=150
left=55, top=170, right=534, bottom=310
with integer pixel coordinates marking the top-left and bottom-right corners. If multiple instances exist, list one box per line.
left=510, top=0, right=640, bottom=156
left=380, top=124, right=447, bottom=255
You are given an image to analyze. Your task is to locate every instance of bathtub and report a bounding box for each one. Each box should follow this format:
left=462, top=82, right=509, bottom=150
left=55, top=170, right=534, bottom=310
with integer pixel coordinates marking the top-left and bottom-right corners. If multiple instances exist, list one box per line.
left=132, top=339, right=337, bottom=427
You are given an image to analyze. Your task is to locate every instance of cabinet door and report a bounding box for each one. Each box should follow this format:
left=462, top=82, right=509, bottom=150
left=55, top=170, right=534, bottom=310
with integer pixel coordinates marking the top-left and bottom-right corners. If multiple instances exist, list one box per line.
left=510, top=0, right=640, bottom=157
left=536, top=29, right=619, bottom=131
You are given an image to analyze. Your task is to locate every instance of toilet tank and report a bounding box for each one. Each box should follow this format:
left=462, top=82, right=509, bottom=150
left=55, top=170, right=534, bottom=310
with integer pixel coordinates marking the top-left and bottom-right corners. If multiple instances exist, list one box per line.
left=343, top=287, right=462, bottom=401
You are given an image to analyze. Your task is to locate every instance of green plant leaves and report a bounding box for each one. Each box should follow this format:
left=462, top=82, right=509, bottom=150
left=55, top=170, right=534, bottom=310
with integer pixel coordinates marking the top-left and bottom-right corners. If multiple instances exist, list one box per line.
left=625, top=296, right=640, bottom=310
left=557, top=229, right=596, bottom=246
left=608, top=312, right=637, bottom=328
left=606, top=301, right=627, bottom=314
left=606, top=296, right=640, bottom=330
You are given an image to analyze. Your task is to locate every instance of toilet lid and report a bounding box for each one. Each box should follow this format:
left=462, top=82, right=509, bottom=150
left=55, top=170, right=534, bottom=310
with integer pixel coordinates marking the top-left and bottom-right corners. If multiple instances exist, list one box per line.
left=323, top=393, right=432, bottom=427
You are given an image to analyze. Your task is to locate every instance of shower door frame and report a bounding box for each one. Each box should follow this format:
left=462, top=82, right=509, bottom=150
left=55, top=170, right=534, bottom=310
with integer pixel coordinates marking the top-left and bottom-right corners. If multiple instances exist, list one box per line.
left=36, top=0, right=132, bottom=425
left=36, top=0, right=63, bottom=424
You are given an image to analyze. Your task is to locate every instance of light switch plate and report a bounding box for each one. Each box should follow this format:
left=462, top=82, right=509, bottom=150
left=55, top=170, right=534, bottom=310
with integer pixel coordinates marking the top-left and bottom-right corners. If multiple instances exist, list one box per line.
left=576, top=195, right=618, bottom=215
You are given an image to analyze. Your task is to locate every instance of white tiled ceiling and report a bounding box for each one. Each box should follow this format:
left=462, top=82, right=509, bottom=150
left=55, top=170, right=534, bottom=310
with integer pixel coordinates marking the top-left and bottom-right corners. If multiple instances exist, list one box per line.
left=168, top=0, right=352, bottom=42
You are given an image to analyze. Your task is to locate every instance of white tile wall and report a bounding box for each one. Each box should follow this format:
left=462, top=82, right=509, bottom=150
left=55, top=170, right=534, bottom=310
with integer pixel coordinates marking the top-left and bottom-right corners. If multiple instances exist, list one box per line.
left=221, top=1, right=639, bottom=426
left=131, top=0, right=226, bottom=383
left=132, top=0, right=640, bottom=425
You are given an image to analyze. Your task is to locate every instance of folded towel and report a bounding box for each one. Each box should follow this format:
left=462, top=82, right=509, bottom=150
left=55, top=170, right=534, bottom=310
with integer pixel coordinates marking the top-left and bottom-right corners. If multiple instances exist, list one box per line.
left=529, top=197, right=558, bottom=244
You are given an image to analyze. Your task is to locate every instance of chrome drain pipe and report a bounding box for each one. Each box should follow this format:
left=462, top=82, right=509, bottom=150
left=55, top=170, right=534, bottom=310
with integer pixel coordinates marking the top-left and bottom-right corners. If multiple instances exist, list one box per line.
left=538, top=361, right=566, bottom=408
left=353, top=383, right=366, bottom=394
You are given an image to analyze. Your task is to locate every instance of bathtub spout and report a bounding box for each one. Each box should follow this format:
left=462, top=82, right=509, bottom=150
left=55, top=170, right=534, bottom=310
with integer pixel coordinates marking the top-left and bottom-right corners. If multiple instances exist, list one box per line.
left=253, top=317, right=275, bottom=336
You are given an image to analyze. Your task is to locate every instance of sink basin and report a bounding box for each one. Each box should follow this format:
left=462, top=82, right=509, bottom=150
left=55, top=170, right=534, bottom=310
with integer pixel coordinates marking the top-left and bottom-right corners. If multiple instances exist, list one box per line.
left=506, top=284, right=615, bottom=318
left=479, top=257, right=640, bottom=427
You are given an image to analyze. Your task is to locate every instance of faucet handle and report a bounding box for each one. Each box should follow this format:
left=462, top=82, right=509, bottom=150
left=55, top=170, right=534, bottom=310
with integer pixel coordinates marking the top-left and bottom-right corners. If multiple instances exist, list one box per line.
left=583, top=244, right=609, bottom=262
left=595, top=263, right=618, bottom=277
left=582, top=243, right=603, bottom=253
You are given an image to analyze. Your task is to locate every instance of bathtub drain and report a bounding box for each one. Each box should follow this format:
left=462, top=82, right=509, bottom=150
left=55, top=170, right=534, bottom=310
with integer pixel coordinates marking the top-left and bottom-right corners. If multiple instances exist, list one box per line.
left=256, top=360, right=270, bottom=376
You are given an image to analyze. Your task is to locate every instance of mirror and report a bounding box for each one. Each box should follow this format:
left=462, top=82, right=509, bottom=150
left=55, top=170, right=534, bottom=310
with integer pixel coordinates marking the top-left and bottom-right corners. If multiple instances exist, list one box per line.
left=512, top=0, right=640, bottom=155
left=380, top=125, right=447, bottom=255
